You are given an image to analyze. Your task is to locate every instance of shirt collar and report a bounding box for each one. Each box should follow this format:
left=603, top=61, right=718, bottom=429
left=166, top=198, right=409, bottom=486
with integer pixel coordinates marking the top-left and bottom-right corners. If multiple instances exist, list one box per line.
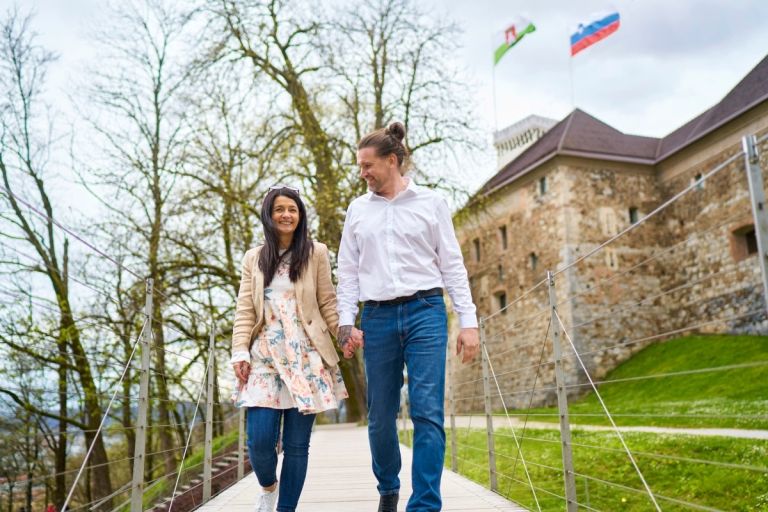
left=367, top=176, right=418, bottom=202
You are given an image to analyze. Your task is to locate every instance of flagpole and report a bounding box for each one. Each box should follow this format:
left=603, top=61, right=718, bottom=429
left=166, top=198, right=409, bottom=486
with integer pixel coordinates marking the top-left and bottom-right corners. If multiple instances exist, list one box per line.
left=492, top=61, right=498, bottom=131
left=568, top=52, right=575, bottom=107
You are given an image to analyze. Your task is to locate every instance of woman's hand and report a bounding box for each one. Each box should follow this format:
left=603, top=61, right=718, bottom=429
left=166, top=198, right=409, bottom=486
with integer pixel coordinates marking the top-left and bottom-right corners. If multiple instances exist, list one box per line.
left=233, top=361, right=251, bottom=387
left=339, top=325, right=365, bottom=358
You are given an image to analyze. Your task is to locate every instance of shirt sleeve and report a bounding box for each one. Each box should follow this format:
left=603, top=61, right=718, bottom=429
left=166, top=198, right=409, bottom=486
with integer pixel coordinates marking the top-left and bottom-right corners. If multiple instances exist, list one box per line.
left=434, top=197, right=478, bottom=328
left=336, top=203, right=361, bottom=326
left=229, top=351, right=250, bottom=364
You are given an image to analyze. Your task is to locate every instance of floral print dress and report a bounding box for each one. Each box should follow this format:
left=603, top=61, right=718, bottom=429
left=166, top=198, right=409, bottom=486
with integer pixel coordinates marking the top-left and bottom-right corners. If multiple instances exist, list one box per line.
left=234, top=255, right=348, bottom=414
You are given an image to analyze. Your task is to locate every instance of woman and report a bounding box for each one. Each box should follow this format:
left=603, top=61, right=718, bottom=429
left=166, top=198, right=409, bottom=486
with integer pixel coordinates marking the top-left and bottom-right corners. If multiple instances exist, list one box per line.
left=230, top=185, right=362, bottom=512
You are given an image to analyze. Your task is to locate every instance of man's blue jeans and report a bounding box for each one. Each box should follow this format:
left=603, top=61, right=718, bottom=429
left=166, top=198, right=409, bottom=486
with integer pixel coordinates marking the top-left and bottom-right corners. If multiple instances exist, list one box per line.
left=361, top=294, right=448, bottom=512
left=246, top=407, right=316, bottom=512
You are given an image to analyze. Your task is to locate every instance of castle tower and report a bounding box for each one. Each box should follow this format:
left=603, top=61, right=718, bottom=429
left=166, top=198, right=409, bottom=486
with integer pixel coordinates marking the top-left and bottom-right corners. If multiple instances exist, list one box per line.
left=493, top=115, right=557, bottom=169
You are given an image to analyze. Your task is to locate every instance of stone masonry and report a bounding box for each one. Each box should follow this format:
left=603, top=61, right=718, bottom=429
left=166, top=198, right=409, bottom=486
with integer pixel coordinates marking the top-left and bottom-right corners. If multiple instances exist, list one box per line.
left=448, top=56, right=768, bottom=413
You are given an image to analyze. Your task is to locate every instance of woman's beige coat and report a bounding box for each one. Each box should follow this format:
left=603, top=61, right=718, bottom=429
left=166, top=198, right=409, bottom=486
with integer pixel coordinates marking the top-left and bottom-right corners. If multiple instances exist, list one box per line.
left=231, top=241, right=340, bottom=367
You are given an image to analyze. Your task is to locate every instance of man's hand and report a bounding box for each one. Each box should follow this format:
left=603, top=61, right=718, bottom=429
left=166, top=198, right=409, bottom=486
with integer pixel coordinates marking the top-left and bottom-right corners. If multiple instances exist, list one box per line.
left=233, top=361, right=251, bottom=387
left=456, top=328, right=480, bottom=364
left=339, top=325, right=365, bottom=358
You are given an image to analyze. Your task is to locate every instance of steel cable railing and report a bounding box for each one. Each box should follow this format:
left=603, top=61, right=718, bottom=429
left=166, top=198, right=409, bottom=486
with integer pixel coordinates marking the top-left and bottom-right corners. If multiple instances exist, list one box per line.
left=555, top=209, right=752, bottom=308
left=483, top=345, right=541, bottom=510
left=571, top=472, right=725, bottom=512
left=1, top=191, right=249, bottom=512
left=61, top=319, right=146, bottom=511
left=555, top=308, right=659, bottom=510
left=553, top=150, right=743, bottom=279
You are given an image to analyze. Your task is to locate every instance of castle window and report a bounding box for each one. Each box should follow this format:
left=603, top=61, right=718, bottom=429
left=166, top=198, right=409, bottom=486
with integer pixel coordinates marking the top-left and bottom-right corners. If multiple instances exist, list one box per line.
left=494, top=291, right=507, bottom=314
left=498, top=264, right=504, bottom=281
left=747, top=231, right=758, bottom=254
left=529, top=252, right=538, bottom=270
left=629, top=207, right=639, bottom=224
left=499, top=225, right=508, bottom=250
left=539, top=177, right=548, bottom=195
left=605, top=248, right=618, bottom=269
left=731, top=225, right=758, bottom=262
left=473, top=238, right=481, bottom=262
left=693, top=173, right=705, bottom=190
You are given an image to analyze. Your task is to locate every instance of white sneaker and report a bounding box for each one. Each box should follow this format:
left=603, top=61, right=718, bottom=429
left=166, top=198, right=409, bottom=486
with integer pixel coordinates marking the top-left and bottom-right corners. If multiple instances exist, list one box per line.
left=255, top=484, right=278, bottom=512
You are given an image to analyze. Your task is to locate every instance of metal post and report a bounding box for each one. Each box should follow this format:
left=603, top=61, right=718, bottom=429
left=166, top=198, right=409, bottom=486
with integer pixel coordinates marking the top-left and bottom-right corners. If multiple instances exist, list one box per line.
left=479, top=319, right=498, bottom=491
left=447, top=352, right=458, bottom=473
left=743, top=135, right=768, bottom=314
left=237, top=408, right=245, bottom=480
left=547, top=271, right=578, bottom=512
left=203, top=325, right=215, bottom=502
left=130, top=279, right=153, bottom=512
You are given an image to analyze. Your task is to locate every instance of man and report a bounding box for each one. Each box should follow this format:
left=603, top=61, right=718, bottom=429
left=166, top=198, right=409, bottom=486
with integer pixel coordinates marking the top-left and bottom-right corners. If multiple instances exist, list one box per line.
left=337, top=122, right=479, bottom=512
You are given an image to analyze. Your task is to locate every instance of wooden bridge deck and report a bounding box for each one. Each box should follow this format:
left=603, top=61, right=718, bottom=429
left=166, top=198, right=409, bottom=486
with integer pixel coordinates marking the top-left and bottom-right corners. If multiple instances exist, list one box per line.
left=197, top=423, right=525, bottom=511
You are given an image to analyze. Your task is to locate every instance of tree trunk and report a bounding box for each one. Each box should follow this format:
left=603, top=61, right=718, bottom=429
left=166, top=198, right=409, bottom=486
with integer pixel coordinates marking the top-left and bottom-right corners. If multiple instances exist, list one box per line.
left=6, top=483, right=14, bottom=512
left=283, top=69, right=368, bottom=422
left=152, top=300, right=176, bottom=475
left=122, top=336, right=135, bottom=469
left=64, top=313, right=113, bottom=506
left=55, top=337, right=67, bottom=510
left=213, top=366, right=223, bottom=437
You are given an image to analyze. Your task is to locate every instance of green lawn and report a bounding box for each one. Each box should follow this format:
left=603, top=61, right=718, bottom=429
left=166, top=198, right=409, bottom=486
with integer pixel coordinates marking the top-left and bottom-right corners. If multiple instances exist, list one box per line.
left=418, top=334, right=768, bottom=510
left=402, top=428, right=768, bottom=511
left=500, top=334, right=768, bottom=430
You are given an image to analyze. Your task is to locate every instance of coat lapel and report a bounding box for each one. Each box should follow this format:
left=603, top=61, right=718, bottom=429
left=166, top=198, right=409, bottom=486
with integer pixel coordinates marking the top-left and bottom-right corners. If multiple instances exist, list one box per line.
left=294, top=267, right=304, bottom=308
left=294, top=247, right=314, bottom=317
left=253, top=247, right=264, bottom=321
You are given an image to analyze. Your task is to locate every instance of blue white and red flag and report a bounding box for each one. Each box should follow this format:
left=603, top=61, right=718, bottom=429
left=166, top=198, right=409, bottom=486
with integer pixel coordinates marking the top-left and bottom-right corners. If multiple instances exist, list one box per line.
left=570, top=11, right=620, bottom=56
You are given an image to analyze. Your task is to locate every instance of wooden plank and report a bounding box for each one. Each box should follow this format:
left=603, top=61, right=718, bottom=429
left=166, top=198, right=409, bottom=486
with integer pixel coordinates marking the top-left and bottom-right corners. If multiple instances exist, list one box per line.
left=197, top=424, right=526, bottom=512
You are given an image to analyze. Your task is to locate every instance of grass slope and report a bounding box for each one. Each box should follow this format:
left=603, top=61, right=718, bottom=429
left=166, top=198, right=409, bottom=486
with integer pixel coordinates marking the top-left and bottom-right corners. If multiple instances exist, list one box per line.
left=423, top=427, right=768, bottom=511
left=509, top=334, right=768, bottom=429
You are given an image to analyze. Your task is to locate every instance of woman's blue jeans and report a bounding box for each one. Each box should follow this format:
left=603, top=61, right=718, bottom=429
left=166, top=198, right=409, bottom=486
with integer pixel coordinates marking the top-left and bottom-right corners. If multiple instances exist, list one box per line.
left=246, top=407, right=316, bottom=512
left=361, top=294, right=448, bottom=512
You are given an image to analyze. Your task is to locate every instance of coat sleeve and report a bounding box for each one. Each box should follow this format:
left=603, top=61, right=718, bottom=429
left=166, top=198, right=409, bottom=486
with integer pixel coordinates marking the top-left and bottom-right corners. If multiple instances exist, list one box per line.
left=315, top=243, right=340, bottom=338
left=231, top=249, right=257, bottom=356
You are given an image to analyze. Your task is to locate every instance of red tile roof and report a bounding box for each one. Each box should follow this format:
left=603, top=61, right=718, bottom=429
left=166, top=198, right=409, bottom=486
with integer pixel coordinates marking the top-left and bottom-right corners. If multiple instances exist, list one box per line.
left=481, top=54, right=768, bottom=195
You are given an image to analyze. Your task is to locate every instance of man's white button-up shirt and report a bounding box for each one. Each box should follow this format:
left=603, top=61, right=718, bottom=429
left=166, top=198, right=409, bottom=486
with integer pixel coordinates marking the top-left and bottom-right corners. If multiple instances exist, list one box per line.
left=337, top=178, right=478, bottom=329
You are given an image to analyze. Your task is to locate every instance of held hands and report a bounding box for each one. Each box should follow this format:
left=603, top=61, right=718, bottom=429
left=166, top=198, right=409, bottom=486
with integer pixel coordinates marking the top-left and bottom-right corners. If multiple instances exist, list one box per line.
left=456, top=328, right=480, bottom=364
left=338, top=325, right=365, bottom=358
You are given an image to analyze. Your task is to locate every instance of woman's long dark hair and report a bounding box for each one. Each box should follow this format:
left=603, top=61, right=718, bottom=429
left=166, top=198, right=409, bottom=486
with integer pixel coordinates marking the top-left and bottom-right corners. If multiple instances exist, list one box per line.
left=258, top=187, right=313, bottom=286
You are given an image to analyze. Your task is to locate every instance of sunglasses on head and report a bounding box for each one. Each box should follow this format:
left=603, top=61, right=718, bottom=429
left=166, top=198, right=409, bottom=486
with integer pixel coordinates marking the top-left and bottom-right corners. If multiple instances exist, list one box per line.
left=269, top=184, right=300, bottom=195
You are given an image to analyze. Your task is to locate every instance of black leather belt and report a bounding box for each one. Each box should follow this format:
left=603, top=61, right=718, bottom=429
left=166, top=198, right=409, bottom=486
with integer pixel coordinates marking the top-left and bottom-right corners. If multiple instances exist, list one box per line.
left=364, top=287, right=443, bottom=307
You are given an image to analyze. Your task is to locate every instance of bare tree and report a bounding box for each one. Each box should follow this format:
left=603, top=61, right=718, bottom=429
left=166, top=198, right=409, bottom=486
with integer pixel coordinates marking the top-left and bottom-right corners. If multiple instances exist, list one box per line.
left=0, top=345, right=47, bottom=512
left=79, top=0, right=195, bottom=476
left=0, top=9, right=113, bottom=506
left=324, top=0, right=482, bottom=188
left=205, top=0, right=482, bottom=420
left=167, top=74, right=280, bottom=297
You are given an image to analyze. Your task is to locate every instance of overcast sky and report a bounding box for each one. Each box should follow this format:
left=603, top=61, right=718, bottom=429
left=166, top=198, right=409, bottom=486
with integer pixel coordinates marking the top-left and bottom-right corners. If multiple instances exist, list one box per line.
left=441, top=0, right=768, bottom=138
left=7, top=0, right=768, bottom=190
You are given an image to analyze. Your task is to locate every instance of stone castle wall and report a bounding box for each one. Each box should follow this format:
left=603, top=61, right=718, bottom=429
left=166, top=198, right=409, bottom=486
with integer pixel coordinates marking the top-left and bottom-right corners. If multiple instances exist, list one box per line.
left=449, top=119, right=768, bottom=413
